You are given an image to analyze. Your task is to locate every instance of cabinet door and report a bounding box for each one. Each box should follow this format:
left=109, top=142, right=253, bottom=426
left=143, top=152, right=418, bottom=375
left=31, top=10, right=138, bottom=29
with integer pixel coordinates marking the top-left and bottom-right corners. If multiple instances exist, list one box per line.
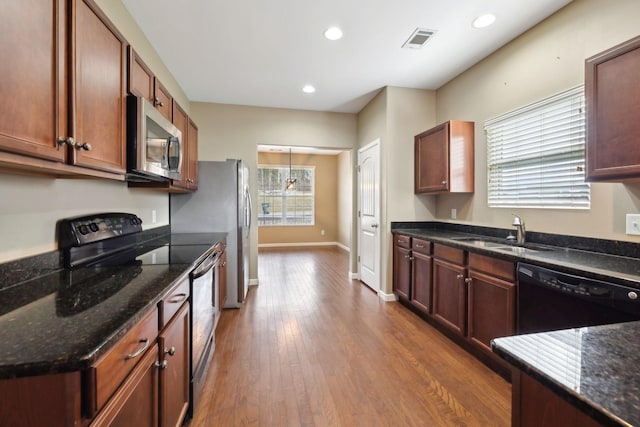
left=432, top=258, right=466, bottom=336
left=467, top=270, right=515, bottom=354
left=154, top=81, right=173, bottom=122
left=90, top=346, right=159, bottom=427
left=170, top=101, right=190, bottom=190
left=393, top=244, right=411, bottom=300
left=159, top=303, right=190, bottom=427
left=187, top=119, right=199, bottom=190
left=0, top=0, right=68, bottom=162
left=128, top=47, right=154, bottom=102
left=415, top=123, right=448, bottom=193
left=411, top=251, right=432, bottom=314
left=586, top=35, right=640, bottom=181
left=71, top=0, right=127, bottom=175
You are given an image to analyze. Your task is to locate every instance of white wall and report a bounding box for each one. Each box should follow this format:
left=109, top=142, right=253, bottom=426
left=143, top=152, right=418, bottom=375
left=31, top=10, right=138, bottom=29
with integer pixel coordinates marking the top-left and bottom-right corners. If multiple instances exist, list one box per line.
left=435, top=0, right=640, bottom=242
left=191, top=102, right=358, bottom=283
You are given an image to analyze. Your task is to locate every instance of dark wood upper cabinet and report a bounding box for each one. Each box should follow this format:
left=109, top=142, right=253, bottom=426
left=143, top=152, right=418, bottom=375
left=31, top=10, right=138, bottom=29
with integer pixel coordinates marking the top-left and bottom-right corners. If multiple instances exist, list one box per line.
left=415, top=120, right=474, bottom=194
left=0, top=0, right=126, bottom=179
left=0, top=1, right=68, bottom=163
left=586, top=35, right=640, bottom=182
left=127, top=47, right=173, bottom=122
left=70, top=0, right=127, bottom=175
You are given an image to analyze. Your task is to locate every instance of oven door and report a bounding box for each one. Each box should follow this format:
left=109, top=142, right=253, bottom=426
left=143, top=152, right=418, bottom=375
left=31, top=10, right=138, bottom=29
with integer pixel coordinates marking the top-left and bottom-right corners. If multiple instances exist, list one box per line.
left=190, top=251, right=218, bottom=386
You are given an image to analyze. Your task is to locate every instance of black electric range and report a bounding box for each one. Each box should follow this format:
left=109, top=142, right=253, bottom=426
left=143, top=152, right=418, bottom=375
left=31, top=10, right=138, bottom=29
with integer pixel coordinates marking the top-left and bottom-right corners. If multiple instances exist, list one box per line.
left=0, top=213, right=225, bottom=379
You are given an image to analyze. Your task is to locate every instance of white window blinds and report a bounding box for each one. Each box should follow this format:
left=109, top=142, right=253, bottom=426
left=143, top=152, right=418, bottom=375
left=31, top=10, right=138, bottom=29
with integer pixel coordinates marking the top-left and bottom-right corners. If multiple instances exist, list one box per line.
left=485, top=85, right=590, bottom=209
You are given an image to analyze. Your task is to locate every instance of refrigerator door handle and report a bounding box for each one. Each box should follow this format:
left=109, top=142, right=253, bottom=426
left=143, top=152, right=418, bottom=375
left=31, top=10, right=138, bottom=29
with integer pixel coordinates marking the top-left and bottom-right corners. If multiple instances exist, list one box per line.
left=245, top=186, right=252, bottom=230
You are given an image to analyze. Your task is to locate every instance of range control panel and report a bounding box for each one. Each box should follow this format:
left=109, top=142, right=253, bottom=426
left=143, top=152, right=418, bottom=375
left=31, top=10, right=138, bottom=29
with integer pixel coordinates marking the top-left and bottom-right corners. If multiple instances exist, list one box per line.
left=58, top=213, right=143, bottom=247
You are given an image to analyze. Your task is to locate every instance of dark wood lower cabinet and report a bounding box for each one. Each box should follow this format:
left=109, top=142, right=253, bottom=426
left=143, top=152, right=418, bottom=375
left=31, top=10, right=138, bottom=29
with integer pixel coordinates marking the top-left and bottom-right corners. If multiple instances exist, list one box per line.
left=90, top=346, right=159, bottom=427
left=392, top=242, right=411, bottom=300
left=512, top=370, right=602, bottom=427
left=467, top=270, right=515, bottom=355
left=432, top=257, right=466, bottom=336
left=159, top=303, right=190, bottom=427
left=411, top=251, right=432, bottom=313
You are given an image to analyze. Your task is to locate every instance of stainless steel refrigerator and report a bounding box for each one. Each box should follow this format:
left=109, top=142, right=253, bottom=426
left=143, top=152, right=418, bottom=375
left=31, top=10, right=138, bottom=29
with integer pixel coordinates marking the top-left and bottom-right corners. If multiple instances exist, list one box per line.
left=170, top=159, right=251, bottom=308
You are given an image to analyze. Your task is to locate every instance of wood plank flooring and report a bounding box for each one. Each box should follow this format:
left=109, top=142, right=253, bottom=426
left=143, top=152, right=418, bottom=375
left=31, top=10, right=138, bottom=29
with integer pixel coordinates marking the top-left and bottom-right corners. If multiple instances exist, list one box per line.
left=190, top=246, right=511, bottom=426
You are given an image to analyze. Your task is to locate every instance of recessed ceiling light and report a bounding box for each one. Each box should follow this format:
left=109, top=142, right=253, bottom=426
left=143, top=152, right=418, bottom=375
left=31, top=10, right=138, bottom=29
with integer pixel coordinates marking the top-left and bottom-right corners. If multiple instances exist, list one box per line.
left=302, top=85, right=316, bottom=94
left=472, top=13, right=496, bottom=29
left=324, top=27, right=343, bottom=41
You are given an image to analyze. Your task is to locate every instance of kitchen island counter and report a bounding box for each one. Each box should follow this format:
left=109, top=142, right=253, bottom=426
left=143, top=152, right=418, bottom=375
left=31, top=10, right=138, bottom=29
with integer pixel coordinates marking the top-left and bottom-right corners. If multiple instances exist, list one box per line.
left=492, top=322, right=640, bottom=427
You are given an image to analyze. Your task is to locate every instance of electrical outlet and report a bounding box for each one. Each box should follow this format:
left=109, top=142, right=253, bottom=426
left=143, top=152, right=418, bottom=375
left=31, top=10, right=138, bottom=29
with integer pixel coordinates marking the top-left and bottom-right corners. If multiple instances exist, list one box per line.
left=451, top=209, right=457, bottom=220
left=626, top=214, right=640, bottom=235
left=151, top=210, right=157, bottom=224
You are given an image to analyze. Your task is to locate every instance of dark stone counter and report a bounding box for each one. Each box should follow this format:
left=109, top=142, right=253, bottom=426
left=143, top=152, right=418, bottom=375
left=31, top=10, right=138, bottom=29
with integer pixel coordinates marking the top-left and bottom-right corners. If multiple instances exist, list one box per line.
left=391, top=222, right=640, bottom=289
left=0, top=230, right=227, bottom=379
left=492, top=322, right=640, bottom=427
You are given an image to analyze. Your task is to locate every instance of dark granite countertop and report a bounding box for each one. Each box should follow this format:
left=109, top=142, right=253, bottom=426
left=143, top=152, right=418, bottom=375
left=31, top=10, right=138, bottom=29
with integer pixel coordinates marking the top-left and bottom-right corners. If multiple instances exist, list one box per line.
left=391, top=223, right=640, bottom=289
left=0, top=230, right=227, bottom=379
left=492, top=322, right=640, bottom=427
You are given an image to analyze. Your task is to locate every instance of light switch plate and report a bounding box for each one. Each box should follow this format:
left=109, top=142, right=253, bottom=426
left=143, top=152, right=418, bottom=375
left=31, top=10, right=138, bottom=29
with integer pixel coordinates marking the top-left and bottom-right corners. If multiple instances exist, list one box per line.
left=625, top=214, right=640, bottom=235
left=451, top=209, right=457, bottom=219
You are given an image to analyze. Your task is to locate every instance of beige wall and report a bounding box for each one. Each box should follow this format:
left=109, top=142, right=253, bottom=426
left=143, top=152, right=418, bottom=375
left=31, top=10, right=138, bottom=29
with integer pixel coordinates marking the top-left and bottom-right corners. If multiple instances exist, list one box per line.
left=257, top=152, right=338, bottom=245
left=337, top=150, right=353, bottom=250
left=191, top=102, right=358, bottom=283
left=0, top=0, right=188, bottom=263
left=356, top=87, right=438, bottom=294
left=435, top=0, right=640, bottom=242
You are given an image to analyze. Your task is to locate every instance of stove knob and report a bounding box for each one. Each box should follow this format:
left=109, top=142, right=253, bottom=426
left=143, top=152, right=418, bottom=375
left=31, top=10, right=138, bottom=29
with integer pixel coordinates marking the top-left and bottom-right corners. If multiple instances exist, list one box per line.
left=78, top=224, right=89, bottom=235
left=629, top=291, right=638, bottom=300
left=89, top=223, right=99, bottom=232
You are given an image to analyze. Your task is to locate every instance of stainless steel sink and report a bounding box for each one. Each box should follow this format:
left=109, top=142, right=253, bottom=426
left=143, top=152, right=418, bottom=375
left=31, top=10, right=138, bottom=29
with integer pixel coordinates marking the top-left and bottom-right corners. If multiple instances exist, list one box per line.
left=451, top=236, right=556, bottom=253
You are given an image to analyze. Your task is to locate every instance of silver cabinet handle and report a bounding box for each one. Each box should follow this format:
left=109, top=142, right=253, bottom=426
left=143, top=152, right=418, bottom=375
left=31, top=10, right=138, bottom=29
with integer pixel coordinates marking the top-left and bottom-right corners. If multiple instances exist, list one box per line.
left=397, top=239, right=404, bottom=243
left=154, top=360, right=168, bottom=369
left=415, top=244, right=425, bottom=248
left=75, top=142, right=92, bottom=151
left=404, top=255, right=414, bottom=260
left=57, top=136, right=75, bottom=147
left=441, top=180, right=447, bottom=185
left=154, top=97, right=164, bottom=108
left=164, top=346, right=176, bottom=356
left=125, top=338, right=150, bottom=360
left=456, top=274, right=464, bottom=280
left=186, top=178, right=194, bottom=183
left=464, top=278, right=472, bottom=284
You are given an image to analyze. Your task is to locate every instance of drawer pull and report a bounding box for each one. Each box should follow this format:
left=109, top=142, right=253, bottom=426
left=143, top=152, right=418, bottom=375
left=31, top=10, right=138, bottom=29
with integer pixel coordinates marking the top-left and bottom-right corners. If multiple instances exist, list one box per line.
left=164, top=346, right=176, bottom=356
left=415, top=244, right=425, bottom=248
left=167, top=293, right=188, bottom=304
left=125, top=338, right=150, bottom=360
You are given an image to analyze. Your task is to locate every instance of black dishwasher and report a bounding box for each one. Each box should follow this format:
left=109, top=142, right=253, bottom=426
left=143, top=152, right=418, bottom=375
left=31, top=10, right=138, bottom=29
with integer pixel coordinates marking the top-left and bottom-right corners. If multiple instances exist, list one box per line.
left=517, top=263, right=640, bottom=334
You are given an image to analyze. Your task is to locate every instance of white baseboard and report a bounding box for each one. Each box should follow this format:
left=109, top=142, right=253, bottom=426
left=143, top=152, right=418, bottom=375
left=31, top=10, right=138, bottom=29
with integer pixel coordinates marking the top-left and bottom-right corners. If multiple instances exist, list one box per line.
left=259, top=241, right=342, bottom=248
left=335, top=242, right=350, bottom=252
left=378, top=291, right=397, bottom=302
left=248, top=278, right=259, bottom=286
left=349, top=271, right=360, bottom=280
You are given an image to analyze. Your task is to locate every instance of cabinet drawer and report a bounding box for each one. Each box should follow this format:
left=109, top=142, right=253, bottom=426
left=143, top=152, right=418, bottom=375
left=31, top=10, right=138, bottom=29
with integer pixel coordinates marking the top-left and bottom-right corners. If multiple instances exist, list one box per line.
left=87, top=307, right=158, bottom=417
left=433, top=244, right=465, bottom=265
left=468, top=253, right=515, bottom=282
left=411, top=238, right=431, bottom=255
left=394, top=234, right=411, bottom=249
left=159, top=276, right=189, bottom=330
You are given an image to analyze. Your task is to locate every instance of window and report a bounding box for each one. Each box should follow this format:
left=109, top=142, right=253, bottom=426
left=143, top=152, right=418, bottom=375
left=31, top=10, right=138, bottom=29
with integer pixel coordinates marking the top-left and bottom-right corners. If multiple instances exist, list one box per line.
left=257, top=165, right=314, bottom=226
left=485, top=85, right=590, bottom=209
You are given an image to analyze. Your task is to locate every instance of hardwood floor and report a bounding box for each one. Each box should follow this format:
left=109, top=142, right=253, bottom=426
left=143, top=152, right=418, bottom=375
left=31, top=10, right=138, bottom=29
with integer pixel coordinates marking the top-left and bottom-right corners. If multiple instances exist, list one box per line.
left=191, top=246, right=511, bottom=426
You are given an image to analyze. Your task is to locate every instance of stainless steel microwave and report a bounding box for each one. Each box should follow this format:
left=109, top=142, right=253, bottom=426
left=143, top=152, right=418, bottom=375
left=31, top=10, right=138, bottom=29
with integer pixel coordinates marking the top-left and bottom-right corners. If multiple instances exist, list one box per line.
left=126, top=96, right=182, bottom=181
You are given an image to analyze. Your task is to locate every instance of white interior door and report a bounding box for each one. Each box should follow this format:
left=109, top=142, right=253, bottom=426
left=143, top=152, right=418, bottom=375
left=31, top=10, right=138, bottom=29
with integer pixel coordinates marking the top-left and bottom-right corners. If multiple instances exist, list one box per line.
left=358, top=139, right=380, bottom=291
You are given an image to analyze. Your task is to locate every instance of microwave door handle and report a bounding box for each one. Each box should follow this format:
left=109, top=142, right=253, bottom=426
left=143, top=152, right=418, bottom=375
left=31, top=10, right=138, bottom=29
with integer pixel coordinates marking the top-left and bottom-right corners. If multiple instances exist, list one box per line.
left=168, top=137, right=181, bottom=171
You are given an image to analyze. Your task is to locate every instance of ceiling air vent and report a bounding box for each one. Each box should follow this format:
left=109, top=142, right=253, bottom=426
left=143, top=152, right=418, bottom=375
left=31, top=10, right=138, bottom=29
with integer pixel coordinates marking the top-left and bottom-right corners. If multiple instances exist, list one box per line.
left=402, top=28, right=436, bottom=49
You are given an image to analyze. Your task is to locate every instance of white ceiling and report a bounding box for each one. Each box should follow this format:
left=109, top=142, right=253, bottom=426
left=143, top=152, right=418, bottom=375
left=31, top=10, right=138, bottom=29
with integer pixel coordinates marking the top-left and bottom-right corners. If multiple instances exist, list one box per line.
left=122, top=0, right=572, bottom=114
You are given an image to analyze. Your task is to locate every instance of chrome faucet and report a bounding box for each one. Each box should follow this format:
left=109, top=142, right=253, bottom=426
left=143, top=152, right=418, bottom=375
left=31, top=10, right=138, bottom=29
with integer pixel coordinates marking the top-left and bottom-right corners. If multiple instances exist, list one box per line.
left=512, top=214, right=526, bottom=244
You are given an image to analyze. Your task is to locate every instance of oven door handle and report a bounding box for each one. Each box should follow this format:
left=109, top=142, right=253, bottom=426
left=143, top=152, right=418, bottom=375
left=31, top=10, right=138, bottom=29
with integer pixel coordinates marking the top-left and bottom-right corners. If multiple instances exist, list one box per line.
left=192, top=253, right=219, bottom=280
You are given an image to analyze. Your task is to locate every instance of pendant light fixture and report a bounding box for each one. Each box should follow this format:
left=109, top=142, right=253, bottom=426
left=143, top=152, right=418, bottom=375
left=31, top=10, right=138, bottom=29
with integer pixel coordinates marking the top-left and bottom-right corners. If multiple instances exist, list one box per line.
left=285, top=148, right=296, bottom=190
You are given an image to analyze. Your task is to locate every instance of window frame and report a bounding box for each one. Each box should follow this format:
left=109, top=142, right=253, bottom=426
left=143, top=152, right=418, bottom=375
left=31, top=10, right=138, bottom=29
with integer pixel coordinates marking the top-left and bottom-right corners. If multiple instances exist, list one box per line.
left=485, top=85, right=590, bottom=210
left=256, top=164, right=316, bottom=227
